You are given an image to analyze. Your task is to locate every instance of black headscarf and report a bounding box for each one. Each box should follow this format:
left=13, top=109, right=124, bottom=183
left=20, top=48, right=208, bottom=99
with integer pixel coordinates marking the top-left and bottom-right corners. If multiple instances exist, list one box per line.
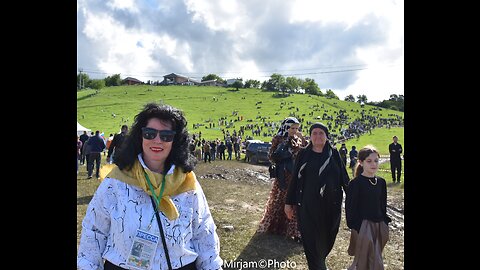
left=309, top=122, right=329, bottom=139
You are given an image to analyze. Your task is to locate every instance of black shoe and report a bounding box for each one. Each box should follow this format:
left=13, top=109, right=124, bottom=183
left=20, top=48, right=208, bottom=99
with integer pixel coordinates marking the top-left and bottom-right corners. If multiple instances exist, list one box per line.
left=87, top=176, right=92, bottom=179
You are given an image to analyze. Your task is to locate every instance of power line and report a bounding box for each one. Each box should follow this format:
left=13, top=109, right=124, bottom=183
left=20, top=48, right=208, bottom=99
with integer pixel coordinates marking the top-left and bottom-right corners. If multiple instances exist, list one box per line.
left=77, top=62, right=399, bottom=80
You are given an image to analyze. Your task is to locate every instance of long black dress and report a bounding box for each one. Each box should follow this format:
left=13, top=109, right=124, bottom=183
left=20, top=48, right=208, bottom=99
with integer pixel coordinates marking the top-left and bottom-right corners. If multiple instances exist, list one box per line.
left=286, top=142, right=350, bottom=270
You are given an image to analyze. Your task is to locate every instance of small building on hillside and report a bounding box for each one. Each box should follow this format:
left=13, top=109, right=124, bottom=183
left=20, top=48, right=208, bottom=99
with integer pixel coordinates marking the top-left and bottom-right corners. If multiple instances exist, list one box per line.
left=197, top=79, right=225, bottom=87
left=123, top=77, right=143, bottom=85
left=161, top=73, right=200, bottom=85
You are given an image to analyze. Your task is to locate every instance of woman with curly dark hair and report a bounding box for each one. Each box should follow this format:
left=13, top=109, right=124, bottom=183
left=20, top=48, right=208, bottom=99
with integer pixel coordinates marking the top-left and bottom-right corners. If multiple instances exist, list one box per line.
left=78, top=103, right=223, bottom=270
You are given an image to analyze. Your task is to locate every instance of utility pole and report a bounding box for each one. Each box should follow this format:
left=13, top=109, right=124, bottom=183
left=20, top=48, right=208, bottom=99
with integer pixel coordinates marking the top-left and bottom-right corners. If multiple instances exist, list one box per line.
left=78, top=68, right=83, bottom=90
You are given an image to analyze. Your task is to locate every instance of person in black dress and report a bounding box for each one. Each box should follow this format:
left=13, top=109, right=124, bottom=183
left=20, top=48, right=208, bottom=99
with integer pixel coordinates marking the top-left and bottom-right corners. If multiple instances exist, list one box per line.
left=285, top=122, right=349, bottom=270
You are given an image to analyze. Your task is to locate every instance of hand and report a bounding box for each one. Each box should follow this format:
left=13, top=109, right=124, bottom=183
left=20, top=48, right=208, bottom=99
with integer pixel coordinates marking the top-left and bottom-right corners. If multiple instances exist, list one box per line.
left=284, top=204, right=295, bottom=220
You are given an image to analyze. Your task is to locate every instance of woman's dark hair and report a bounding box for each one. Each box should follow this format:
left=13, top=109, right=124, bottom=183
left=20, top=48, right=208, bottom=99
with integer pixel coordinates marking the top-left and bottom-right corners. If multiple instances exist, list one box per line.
left=114, top=103, right=197, bottom=172
left=353, top=145, right=380, bottom=178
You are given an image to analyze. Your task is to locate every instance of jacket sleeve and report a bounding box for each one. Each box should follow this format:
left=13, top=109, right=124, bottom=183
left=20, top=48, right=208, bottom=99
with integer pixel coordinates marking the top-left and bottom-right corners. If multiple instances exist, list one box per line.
left=334, top=148, right=350, bottom=193
left=382, top=179, right=392, bottom=224
left=107, top=134, right=118, bottom=157
left=332, top=147, right=350, bottom=194
left=191, top=180, right=223, bottom=270
left=345, top=179, right=361, bottom=232
left=286, top=149, right=304, bottom=205
left=77, top=179, right=115, bottom=270
left=268, top=136, right=280, bottom=163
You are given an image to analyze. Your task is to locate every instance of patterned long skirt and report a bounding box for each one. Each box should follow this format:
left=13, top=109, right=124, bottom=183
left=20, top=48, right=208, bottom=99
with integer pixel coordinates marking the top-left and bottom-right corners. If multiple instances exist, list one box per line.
left=257, top=173, right=300, bottom=240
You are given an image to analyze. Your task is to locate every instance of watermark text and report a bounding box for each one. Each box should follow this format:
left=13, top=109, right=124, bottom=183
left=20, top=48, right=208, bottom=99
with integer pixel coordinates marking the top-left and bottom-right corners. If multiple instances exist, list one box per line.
left=223, top=259, right=296, bottom=269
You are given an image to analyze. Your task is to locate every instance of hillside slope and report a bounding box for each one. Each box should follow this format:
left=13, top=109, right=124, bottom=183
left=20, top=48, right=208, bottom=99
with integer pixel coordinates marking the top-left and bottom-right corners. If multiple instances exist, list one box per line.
left=77, top=85, right=404, bottom=154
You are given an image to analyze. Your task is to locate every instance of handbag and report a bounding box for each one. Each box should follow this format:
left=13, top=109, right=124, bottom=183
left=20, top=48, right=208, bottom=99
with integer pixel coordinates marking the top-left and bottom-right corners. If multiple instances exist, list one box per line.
left=271, top=141, right=292, bottom=162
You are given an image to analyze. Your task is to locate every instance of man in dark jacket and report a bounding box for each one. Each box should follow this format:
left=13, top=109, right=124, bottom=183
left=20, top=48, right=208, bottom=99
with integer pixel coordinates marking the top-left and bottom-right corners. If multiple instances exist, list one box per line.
left=85, top=130, right=106, bottom=179
left=339, top=143, right=348, bottom=166
left=79, top=131, right=90, bottom=165
left=107, top=125, right=128, bottom=163
left=389, top=135, right=403, bottom=183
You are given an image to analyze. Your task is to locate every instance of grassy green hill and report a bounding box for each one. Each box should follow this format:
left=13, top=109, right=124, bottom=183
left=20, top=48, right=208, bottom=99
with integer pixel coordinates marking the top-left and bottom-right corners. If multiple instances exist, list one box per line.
left=77, top=85, right=404, bottom=156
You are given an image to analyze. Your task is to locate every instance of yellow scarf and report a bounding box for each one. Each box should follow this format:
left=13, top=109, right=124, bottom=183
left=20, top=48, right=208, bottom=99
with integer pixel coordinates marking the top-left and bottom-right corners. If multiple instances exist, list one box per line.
left=99, top=160, right=197, bottom=220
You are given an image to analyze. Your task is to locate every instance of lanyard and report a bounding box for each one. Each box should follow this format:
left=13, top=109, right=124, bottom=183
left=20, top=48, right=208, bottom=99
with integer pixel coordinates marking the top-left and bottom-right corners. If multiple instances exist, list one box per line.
left=145, top=172, right=166, bottom=208
left=145, top=172, right=173, bottom=270
left=145, top=171, right=166, bottom=229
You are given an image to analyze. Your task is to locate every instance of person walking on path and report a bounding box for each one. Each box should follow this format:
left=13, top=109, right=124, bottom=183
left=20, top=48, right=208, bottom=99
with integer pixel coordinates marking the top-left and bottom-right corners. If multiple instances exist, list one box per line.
left=79, top=131, right=89, bottom=165
left=285, top=122, right=349, bottom=270
left=339, top=143, right=348, bottom=166
left=257, top=117, right=307, bottom=242
left=349, top=146, right=358, bottom=178
left=346, top=145, right=392, bottom=270
left=77, top=135, right=83, bottom=174
left=85, top=130, right=106, bottom=179
left=107, top=124, right=128, bottom=163
left=388, top=136, right=403, bottom=183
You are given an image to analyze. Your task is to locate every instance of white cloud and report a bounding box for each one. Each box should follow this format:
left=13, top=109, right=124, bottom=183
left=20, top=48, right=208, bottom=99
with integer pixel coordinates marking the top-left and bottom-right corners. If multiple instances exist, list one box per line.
left=289, top=0, right=404, bottom=101
left=185, top=0, right=244, bottom=31
left=106, top=0, right=139, bottom=12
left=78, top=0, right=403, bottom=101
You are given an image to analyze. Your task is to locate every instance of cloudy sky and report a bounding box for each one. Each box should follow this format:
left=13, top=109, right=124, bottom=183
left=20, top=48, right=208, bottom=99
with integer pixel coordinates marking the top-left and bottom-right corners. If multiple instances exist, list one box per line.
left=77, top=0, right=403, bottom=102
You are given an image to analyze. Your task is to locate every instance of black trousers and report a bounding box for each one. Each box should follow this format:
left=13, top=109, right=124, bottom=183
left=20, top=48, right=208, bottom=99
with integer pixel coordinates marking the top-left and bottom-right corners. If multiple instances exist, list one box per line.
left=87, top=152, right=102, bottom=178
left=390, top=159, right=401, bottom=182
left=104, top=260, right=197, bottom=270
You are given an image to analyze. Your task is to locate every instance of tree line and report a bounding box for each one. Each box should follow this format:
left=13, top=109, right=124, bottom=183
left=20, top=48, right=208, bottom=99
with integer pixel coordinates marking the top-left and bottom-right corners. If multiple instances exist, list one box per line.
left=77, top=73, right=403, bottom=112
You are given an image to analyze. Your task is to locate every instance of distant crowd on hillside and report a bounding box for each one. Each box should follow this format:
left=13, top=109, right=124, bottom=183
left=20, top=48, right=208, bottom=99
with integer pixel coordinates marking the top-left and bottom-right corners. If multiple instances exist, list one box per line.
left=187, top=101, right=403, bottom=145
left=78, top=98, right=403, bottom=175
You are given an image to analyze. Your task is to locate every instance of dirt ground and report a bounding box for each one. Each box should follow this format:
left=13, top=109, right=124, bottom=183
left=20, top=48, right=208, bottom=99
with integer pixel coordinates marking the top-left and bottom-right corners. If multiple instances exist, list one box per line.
left=77, top=159, right=404, bottom=269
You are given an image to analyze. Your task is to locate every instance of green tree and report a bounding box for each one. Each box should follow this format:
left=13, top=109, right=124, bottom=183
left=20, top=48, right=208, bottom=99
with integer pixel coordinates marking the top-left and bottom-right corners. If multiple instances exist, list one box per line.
left=356, top=94, right=368, bottom=103
left=77, top=73, right=90, bottom=90
left=89, top=79, right=105, bottom=90
left=105, top=74, right=122, bottom=87
left=202, top=74, right=225, bottom=84
left=344, top=95, right=355, bottom=102
left=261, top=80, right=274, bottom=91
left=231, top=80, right=244, bottom=91
left=325, top=89, right=339, bottom=99
left=244, top=79, right=261, bottom=88
left=302, top=78, right=322, bottom=96
left=370, top=94, right=404, bottom=111
left=267, top=73, right=286, bottom=95
left=285, top=76, right=300, bottom=92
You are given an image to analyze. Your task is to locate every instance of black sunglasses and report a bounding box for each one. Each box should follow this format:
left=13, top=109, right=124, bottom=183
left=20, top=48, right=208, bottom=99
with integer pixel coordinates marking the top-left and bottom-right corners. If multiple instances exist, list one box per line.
left=141, top=127, right=176, bottom=142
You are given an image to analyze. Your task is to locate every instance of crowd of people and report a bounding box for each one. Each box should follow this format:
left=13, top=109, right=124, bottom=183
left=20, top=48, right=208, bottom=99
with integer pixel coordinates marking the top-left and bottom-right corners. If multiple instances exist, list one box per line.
left=78, top=103, right=403, bottom=270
